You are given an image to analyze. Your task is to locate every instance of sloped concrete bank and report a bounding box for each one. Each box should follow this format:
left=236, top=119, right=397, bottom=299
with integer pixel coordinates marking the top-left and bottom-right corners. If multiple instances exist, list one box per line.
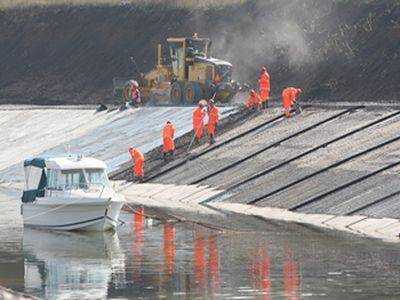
left=0, top=105, right=235, bottom=187
left=118, top=104, right=400, bottom=242
left=120, top=182, right=400, bottom=242
left=110, top=106, right=254, bottom=181
left=0, top=285, right=36, bottom=300
left=212, top=203, right=400, bottom=242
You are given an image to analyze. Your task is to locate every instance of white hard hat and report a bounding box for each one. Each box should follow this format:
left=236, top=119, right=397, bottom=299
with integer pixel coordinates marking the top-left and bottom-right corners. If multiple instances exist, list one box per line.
left=199, top=99, right=208, bottom=106
left=130, top=80, right=139, bottom=87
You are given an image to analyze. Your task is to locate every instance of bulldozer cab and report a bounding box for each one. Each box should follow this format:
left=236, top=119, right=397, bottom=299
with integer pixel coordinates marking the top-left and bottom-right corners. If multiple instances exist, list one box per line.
left=167, top=36, right=211, bottom=82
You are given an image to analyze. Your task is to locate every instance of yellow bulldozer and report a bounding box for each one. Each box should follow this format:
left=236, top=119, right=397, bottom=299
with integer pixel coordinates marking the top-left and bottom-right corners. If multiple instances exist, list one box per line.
left=114, top=34, right=240, bottom=106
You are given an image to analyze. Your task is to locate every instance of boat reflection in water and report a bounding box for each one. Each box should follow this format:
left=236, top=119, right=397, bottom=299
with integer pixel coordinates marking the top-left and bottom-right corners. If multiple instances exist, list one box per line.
left=20, top=212, right=302, bottom=299
left=23, top=228, right=125, bottom=299
left=7, top=209, right=400, bottom=298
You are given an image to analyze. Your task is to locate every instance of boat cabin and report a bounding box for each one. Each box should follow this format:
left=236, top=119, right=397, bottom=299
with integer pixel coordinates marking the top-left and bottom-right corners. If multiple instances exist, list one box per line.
left=22, top=156, right=110, bottom=203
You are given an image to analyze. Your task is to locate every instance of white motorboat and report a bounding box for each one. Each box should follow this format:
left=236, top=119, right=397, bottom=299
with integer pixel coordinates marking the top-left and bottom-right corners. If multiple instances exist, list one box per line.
left=21, top=155, right=124, bottom=231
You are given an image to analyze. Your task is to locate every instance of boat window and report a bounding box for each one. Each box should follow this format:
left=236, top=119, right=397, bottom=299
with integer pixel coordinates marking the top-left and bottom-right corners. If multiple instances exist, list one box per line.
left=61, top=168, right=109, bottom=190
left=46, top=169, right=63, bottom=190
left=85, top=169, right=109, bottom=186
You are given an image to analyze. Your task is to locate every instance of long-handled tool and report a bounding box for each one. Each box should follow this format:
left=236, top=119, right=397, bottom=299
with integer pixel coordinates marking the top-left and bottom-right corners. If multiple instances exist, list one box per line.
left=293, top=101, right=302, bottom=114
left=187, top=125, right=203, bottom=153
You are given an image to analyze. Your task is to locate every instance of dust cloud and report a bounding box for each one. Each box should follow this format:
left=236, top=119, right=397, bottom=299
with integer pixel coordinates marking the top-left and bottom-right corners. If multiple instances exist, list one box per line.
left=207, top=0, right=335, bottom=84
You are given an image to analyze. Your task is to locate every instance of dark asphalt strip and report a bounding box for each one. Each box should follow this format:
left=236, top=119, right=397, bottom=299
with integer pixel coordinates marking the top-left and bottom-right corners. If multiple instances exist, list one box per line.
left=289, top=160, right=400, bottom=211
left=200, top=106, right=375, bottom=204
left=143, top=113, right=286, bottom=182
left=346, top=189, right=400, bottom=216
left=248, top=131, right=400, bottom=205
left=191, top=107, right=361, bottom=185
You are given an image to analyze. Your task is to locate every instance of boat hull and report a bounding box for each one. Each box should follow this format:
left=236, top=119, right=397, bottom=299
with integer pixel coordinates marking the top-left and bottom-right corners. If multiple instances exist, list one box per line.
left=22, top=199, right=124, bottom=231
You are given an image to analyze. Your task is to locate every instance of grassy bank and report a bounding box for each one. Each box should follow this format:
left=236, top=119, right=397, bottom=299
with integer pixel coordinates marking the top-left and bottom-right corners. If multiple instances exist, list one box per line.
left=0, top=0, right=398, bottom=104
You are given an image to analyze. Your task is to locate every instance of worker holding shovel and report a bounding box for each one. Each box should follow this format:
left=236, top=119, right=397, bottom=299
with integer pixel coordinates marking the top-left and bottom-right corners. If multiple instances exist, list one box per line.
left=192, top=101, right=207, bottom=143
left=207, top=99, right=220, bottom=145
left=162, top=121, right=176, bottom=161
left=129, top=147, right=145, bottom=182
left=246, top=90, right=262, bottom=110
left=130, top=80, right=141, bottom=106
left=282, top=87, right=303, bottom=118
left=258, top=66, right=270, bottom=110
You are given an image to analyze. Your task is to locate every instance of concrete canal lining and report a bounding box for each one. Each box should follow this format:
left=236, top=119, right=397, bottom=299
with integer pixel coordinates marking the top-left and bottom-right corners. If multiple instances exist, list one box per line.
left=0, top=285, right=37, bottom=299
left=118, top=105, right=400, bottom=242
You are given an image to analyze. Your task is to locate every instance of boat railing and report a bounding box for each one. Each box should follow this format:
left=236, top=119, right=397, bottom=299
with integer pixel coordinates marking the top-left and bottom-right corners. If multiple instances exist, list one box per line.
left=98, top=184, right=106, bottom=199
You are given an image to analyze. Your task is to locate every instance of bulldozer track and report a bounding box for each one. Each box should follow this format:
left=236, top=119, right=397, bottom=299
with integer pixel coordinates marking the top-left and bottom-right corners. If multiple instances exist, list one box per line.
left=143, top=113, right=285, bottom=182
left=190, top=107, right=359, bottom=185
left=200, top=108, right=399, bottom=205
left=289, top=160, right=400, bottom=211
left=247, top=125, right=400, bottom=205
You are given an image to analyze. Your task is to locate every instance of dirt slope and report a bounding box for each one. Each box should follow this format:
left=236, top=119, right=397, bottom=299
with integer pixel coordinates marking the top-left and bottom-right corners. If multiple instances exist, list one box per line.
left=0, top=0, right=398, bottom=104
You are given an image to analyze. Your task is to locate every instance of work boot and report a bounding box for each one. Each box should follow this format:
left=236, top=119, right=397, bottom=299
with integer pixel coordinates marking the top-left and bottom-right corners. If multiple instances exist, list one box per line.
left=209, top=135, right=216, bottom=145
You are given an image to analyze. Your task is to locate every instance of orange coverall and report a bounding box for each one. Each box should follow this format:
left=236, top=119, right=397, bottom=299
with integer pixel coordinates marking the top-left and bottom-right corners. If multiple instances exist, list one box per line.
left=282, top=87, right=301, bottom=117
left=259, top=71, right=270, bottom=103
left=246, top=90, right=262, bottom=109
left=129, top=148, right=144, bottom=178
left=207, top=106, right=219, bottom=137
left=193, top=107, right=206, bottom=140
left=163, top=122, right=176, bottom=153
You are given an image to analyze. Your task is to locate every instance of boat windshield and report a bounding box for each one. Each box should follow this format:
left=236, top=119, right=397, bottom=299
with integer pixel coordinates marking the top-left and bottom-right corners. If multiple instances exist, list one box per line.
left=47, top=168, right=110, bottom=190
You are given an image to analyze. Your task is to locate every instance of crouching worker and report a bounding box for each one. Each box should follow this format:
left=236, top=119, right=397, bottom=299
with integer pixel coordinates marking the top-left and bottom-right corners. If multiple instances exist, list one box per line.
left=162, top=121, right=176, bottom=161
left=245, top=90, right=262, bottom=110
left=129, top=147, right=145, bottom=182
left=282, top=87, right=303, bottom=118
left=128, top=80, right=141, bottom=107
left=207, top=99, right=220, bottom=145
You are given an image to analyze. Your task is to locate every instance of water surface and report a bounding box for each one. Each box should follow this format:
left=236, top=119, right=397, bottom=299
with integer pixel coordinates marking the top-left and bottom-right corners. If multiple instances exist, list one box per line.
left=1, top=190, right=400, bottom=299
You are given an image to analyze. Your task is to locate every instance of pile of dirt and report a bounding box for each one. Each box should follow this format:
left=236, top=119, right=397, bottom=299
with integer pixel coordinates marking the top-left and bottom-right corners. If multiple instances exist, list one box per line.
left=0, top=0, right=398, bottom=105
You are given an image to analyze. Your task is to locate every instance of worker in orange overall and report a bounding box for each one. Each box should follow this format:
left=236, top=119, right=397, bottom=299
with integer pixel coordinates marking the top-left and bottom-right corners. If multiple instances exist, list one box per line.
left=282, top=87, right=303, bottom=118
left=258, top=67, right=270, bottom=110
left=129, top=80, right=141, bottom=106
left=162, top=121, right=176, bottom=161
left=129, top=147, right=145, bottom=182
left=193, top=102, right=206, bottom=143
left=207, top=99, right=220, bottom=145
left=246, top=90, right=262, bottom=110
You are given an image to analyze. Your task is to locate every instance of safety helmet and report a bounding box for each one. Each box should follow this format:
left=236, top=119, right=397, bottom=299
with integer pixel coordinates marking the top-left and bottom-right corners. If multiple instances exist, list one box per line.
left=130, top=80, right=139, bottom=87
left=261, top=66, right=267, bottom=72
left=199, top=99, right=207, bottom=107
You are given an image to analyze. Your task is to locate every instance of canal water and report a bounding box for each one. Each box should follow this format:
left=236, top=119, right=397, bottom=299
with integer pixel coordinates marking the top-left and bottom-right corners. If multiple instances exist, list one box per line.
left=1, top=189, right=400, bottom=299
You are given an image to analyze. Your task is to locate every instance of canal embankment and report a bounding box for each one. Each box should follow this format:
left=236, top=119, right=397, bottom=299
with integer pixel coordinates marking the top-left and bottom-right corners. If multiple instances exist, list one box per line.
left=0, top=105, right=236, bottom=189
left=115, top=104, right=400, bottom=242
left=0, top=285, right=37, bottom=299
